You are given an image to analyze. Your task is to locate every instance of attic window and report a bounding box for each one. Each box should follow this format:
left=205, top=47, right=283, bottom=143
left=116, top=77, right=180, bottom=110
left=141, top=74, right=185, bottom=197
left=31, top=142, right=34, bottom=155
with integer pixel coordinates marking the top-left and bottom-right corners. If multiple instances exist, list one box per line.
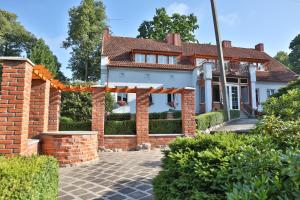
left=135, top=54, right=146, bottom=63
left=146, top=55, right=156, bottom=63
left=158, top=55, right=168, bottom=64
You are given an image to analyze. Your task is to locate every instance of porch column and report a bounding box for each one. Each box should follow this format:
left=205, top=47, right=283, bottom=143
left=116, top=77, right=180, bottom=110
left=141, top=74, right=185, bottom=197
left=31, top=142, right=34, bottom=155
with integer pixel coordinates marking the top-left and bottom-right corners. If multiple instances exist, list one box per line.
left=92, top=87, right=105, bottom=148
left=249, top=64, right=257, bottom=112
left=48, top=88, right=61, bottom=131
left=0, top=59, right=33, bottom=155
left=136, top=89, right=149, bottom=145
left=181, top=88, right=196, bottom=136
left=28, top=79, right=51, bottom=139
left=203, top=62, right=213, bottom=112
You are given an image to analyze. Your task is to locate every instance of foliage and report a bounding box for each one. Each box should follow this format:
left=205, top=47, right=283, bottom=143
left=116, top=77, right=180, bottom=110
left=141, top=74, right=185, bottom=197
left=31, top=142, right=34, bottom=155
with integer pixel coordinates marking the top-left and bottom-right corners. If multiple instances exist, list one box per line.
left=0, top=64, right=2, bottom=90
left=61, top=92, right=92, bottom=121
left=274, top=51, right=290, bottom=67
left=195, top=111, right=224, bottom=130
left=105, top=120, right=136, bottom=135
left=59, top=121, right=91, bottom=131
left=107, top=111, right=181, bottom=121
left=149, top=119, right=182, bottom=134
left=0, top=156, right=59, bottom=200
left=60, top=116, right=73, bottom=123
left=0, top=9, right=36, bottom=56
left=230, top=110, right=240, bottom=120
left=105, top=92, right=115, bottom=113
left=263, top=89, right=300, bottom=121
left=153, top=132, right=300, bottom=200
left=63, top=0, right=106, bottom=81
left=107, top=113, right=131, bottom=121
left=273, top=77, right=300, bottom=97
left=289, top=34, right=300, bottom=74
left=137, top=8, right=199, bottom=42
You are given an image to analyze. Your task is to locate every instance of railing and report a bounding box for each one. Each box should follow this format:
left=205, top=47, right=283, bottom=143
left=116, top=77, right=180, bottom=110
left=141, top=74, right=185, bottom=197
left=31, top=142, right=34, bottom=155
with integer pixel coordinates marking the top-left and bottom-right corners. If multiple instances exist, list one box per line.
left=213, top=62, right=249, bottom=75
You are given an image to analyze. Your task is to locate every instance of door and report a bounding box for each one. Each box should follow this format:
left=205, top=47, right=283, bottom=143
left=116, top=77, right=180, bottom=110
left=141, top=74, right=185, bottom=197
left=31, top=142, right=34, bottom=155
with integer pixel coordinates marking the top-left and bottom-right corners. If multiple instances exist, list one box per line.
left=227, top=85, right=240, bottom=110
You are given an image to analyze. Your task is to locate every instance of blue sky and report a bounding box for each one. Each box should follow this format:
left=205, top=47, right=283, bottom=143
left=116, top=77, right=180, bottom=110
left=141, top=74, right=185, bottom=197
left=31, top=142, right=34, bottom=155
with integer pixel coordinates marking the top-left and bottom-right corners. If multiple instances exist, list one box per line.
left=1, top=0, right=300, bottom=78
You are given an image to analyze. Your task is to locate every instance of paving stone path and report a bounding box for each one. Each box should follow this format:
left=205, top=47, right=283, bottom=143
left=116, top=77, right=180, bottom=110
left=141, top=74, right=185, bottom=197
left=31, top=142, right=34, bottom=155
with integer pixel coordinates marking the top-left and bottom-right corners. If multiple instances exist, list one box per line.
left=59, top=149, right=163, bottom=200
left=212, top=118, right=258, bottom=133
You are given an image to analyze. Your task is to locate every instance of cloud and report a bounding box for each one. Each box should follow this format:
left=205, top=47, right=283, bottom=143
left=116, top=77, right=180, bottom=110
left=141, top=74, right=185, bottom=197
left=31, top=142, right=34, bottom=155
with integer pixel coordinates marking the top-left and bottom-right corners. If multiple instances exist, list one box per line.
left=219, top=13, right=240, bottom=26
left=167, top=2, right=189, bottom=15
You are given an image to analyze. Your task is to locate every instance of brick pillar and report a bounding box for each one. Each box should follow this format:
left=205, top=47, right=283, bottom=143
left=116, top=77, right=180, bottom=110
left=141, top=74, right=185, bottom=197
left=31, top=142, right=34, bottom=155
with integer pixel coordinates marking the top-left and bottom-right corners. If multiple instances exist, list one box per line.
left=28, top=79, right=50, bottom=138
left=136, top=89, right=149, bottom=145
left=181, top=88, right=196, bottom=136
left=92, top=87, right=105, bottom=148
left=48, top=88, right=61, bottom=131
left=0, top=60, right=33, bottom=155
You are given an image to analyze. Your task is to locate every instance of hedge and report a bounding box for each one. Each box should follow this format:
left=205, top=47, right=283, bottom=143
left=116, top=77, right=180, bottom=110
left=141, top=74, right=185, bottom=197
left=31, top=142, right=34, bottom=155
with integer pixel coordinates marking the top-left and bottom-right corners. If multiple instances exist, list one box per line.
left=195, top=111, right=224, bottom=130
left=105, top=120, right=136, bottom=135
left=106, top=111, right=181, bottom=121
left=149, top=119, right=182, bottom=134
left=0, top=156, right=59, bottom=200
left=106, top=113, right=131, bottom=121
left=59, top=121, right=91, bottom=131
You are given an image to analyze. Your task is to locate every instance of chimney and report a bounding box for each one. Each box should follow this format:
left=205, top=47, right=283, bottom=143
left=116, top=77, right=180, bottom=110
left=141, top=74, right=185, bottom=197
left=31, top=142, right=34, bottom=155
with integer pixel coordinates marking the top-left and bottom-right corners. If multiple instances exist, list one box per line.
left=255, top=43, right=264, bottom=52
left=166, top=33, right=182, bottom=46
left=222, top=40, right=232, bottom=48
left=102, top=27, right=110, bottom=41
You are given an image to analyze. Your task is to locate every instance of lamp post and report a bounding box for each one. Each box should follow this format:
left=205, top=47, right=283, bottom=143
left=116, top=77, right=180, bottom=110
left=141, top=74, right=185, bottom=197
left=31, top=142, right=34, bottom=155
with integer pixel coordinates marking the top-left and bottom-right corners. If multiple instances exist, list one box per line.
left=210, top=0, right=230, bottom=121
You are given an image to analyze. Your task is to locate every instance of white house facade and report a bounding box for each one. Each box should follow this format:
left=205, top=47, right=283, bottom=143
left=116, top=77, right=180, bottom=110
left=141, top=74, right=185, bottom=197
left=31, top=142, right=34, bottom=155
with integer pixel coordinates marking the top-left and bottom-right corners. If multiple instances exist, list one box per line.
left=100, top=28, right=298, bottom=115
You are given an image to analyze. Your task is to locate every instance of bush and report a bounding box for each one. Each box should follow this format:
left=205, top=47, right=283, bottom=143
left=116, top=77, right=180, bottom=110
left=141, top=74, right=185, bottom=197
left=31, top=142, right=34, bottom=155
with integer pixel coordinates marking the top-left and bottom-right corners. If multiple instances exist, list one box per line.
left=149, top=112, right=168, bottom=120
left=107, top=113, right=131, bottom=121
left=153, top=133, right=300, bottom=200
left=0, top=156, right=58, bottom=200
left=107, top=111, right=182, bottom=121
left=230, top=110, right=240, bottom=119
left=195, top=111, right=224, bottom=130
left=59, top=121, right=91, bottom=131
left=149, top=119, right=182, bottom=134
left=105, top=120, right=136, bottom=135
left=60, top=116, right=73, bottom=123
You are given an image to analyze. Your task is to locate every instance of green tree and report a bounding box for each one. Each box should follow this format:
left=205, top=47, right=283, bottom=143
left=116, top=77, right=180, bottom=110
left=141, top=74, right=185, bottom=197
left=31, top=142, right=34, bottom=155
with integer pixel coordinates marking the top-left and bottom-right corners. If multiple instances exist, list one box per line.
left=137, top=8, right=199, bottom=42
left=289, top=34, right=300, bottom=74
left=274, top=51, right=290, bottom=67
left=0, top=9, right=36, bottom=56
left=63, top=0, right=106, bottom=81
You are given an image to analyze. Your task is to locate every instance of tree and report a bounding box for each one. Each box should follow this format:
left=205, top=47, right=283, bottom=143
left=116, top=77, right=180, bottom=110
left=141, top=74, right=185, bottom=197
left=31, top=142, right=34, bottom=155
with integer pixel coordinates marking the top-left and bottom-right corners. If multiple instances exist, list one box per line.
left=63, top=0, right=106, bottom=81
left=137, top=8, right=199, bottom=42
left=274, top=51, right=290, bottom=67
left=0, top=9, right=36, bottom=56
left=289, top=34, right=300, bottom=74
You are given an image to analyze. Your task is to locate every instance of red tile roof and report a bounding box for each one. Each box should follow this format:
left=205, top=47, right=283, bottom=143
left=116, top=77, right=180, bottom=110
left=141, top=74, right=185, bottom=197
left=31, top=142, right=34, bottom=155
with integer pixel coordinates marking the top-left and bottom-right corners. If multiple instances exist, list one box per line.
left=103, top=36, right=298, bottom=82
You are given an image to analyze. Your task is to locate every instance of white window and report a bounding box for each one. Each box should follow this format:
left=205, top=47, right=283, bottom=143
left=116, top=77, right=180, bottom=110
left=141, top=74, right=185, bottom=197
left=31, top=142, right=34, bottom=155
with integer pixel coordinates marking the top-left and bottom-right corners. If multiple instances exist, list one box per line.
left=158, top=55, right=168, bottom=64
left=169, top=56, right=177, bottom=64
left=241, top=86, right=249, bottom=103
left=195, top=58, right=207, bottom=66
left=146, top=55, right=156, bottom=64
left=135, top=54, right=145, bottom=63
left=257, top=63, right=265, bottom=71
left=167, top=94, right=177, bottom=108
left=267, top=89, right=275, bottom=97
left=117, top=93, right=128, bottom=103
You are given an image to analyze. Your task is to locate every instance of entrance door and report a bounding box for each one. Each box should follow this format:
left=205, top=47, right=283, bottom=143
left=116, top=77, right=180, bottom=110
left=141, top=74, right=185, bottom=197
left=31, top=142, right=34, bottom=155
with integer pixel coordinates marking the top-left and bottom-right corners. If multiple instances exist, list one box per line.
left=227, top=85, right=240, bottom=110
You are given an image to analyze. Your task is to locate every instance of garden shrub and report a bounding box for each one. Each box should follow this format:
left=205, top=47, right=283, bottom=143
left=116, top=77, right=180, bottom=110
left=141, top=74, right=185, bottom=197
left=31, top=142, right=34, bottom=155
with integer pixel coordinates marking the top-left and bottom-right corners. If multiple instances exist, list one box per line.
left=230, top=110, right=240, bottom=119
left=149, top=119, right=182, bottom=134
left=195, top=111, right=224, bottom=130
left=107, top=113, right=131, bottom=121
left=0, top=156, right=59, bottom=200
left=153, top=133, right=300, bottom=200
left=59, top=121, right=91, bottom=131
left=107, top=111, right=181, bottom=121
left=60, top=116, right=73, bottom=123
left=105, top=120, right=136, bottom=135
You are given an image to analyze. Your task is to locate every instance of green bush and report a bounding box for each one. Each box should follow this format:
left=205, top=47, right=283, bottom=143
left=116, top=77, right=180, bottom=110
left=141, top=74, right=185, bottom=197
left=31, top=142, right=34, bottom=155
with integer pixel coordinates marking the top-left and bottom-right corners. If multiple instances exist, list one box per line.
left=195, top=111, right=224, bottom=130
left=59, top=121, right=91, bottom=131
left=60, top=116, right=73, bottom=123
left=105, top=120, right=136, bottom=135
left=106, top=113, right=131, bottom=121
left=149, top=112, right=167, bottom=120
left=230, top=110, right=240, bottom=119
left=0, top=156, right=59, bottom=200
left=149, top=119, right=182, bottom=134
left=153, top=133, right=300, bottom=200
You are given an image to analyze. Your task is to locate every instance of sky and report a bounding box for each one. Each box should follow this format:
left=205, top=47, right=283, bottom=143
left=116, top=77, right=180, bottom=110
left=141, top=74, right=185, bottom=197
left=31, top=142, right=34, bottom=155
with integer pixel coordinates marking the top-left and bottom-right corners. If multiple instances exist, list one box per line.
left=1, top=0, right=300, bottom=78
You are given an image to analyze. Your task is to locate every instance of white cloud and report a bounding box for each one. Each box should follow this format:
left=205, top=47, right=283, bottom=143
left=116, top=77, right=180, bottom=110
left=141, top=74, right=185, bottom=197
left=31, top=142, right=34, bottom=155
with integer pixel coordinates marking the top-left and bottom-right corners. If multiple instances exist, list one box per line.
left=167, top=2, right=189, bottom=15
left=219, top=13, right=240, bottom=27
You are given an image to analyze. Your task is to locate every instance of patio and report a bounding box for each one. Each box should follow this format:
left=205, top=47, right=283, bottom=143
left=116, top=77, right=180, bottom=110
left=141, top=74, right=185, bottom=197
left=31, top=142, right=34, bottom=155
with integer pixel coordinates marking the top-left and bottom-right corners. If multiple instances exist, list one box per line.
left=59, top=149, right=163, bottom=200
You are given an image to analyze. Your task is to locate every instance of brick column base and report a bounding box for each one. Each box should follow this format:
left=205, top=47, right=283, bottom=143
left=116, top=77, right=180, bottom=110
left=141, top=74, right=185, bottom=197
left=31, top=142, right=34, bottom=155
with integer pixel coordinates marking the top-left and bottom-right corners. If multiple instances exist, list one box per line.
left=48, top=88, right=61, bottom=131
left=136, top=89, right=149, bottom=145
left=181, top=89, right=196, bottom=136
left=92, top=87, right=105, bottom=148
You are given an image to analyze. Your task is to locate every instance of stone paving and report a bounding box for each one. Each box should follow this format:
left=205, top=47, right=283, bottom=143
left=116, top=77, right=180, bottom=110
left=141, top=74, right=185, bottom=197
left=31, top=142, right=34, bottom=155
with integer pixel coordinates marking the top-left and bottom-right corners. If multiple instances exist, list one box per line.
left=59, top=149, right=163, bottom=200
left=212, top=118, right=258, bottom=133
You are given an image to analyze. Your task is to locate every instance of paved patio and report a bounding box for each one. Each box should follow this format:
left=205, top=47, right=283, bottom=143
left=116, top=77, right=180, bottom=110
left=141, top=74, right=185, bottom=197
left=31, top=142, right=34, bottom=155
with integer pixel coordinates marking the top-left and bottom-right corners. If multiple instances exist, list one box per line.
left=212, top=118, right=258, bottom=133
left=59, top=149, right=163, bottom=200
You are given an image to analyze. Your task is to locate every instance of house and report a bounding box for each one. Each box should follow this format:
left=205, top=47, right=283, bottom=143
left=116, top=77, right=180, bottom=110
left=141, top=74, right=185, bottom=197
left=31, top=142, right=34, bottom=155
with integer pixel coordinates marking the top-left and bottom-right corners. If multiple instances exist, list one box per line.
left=100, top=28, right=298, bottom=115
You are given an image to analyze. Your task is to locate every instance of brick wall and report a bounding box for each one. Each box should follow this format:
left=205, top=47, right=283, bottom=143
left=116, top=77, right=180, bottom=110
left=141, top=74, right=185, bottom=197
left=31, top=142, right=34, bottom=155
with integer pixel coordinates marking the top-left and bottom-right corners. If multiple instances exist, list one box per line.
left=48, top=88, right=61, bottom=131
left=136, top=89, right=150, bottom=145
left=0, top=61, right=33, bottom=155
left=104, top=135, right=137, bottom=150
left=149, top=134, right=182, bottom=147
left=28, top=79, right=50, bottom=138
left=181, top=89, right=196, bottom=135
left=42, top=133, right=98, bottom=167
left=92, top=87, right=105, bottom=147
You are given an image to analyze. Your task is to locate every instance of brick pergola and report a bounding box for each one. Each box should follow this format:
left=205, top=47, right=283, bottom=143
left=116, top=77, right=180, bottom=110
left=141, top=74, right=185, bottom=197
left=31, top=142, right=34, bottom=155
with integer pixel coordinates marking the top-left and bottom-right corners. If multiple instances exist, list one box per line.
left=0, top=57, right=196, bottom=156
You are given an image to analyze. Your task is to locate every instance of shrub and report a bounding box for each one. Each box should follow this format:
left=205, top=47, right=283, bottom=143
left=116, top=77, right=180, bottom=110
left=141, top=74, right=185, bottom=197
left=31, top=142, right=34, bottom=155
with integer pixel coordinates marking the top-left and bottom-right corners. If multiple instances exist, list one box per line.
left=149, top=112, right=168, bottom=120
left=59, top=121, right=91, bottom=131
left=60, top=116, right=73, bottom=123
left=195, top=111, right=224, bottom=130
left=0, top=156, right=59, bottom=200
left=106, top=113, right=131, bottom=121
left=153, top=133, right=300, bottom=200
left=105, top=120, right=136, bottom=135
left=149, top=119, right=182, bottom=134
left=230, top=110, right=240, bottom=119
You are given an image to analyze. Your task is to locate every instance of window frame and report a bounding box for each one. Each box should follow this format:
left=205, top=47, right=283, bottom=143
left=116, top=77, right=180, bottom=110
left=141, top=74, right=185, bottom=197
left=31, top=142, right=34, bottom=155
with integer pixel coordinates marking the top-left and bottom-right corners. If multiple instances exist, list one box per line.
left=240, top=85, right=249, bottom=103
left=117, top=93, right=128, bottom=103
left=158, top=55, right=168, bottom=64
left=134, top=53, right=146, bottom=63
left=212, top=84, right=221, bottom=102
left=168, top=56, right=177, bottom=64
left=146, top=54, right=156, bottom=64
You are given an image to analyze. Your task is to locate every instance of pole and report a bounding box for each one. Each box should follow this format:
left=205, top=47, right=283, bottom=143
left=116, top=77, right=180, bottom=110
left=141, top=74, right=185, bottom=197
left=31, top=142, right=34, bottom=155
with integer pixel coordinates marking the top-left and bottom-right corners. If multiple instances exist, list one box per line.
left=210, top=0, right=230, bottom=121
